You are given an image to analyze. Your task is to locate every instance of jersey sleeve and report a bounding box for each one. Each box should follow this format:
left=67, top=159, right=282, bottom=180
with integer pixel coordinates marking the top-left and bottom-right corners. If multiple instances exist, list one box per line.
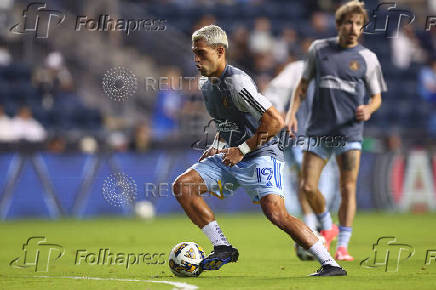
left=226, top=73, right=272, bottom=121
left=364, top=53, right=387, bottom=95
left=302, top=40, right=318, bottom=81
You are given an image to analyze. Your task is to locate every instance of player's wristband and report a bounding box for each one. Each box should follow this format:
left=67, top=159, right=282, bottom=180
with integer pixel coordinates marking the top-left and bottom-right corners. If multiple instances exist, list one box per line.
left=237, top=142, right=251, bottom=156
left=212, top=139, right=227, bottom=150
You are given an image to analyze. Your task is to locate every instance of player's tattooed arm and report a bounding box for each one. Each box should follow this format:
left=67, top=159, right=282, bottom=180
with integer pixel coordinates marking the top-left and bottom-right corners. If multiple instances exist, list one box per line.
left=245, top=106, right=285, bottom=151
left=355, top=93, right=381, bottom=122
left=221, top=106, right=284, bottom=167
left=285, top=78, right=309, bottom=136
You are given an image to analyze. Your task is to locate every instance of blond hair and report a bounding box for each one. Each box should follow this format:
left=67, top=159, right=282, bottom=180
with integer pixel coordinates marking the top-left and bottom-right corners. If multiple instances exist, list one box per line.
left=192, top=25, right=228, bottom=49
left=336, top=1, right=368, bottom=25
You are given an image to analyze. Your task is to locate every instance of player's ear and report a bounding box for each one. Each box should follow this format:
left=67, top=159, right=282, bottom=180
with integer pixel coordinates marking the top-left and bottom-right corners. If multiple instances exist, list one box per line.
left=216, top=46, right=225, bottom=58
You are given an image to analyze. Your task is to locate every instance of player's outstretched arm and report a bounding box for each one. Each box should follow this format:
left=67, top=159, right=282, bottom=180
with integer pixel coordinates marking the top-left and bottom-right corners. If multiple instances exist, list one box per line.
left=355, top=93, right=381, bottom=122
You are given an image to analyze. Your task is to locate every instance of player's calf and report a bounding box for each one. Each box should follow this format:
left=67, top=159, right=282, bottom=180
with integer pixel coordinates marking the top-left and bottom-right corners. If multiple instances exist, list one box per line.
left=173, top=169, right=214, bottom=228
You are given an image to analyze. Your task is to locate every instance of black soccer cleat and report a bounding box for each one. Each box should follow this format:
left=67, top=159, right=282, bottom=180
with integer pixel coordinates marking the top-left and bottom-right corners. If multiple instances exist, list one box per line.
left=309, top=264, right=347, bottom=276
left=200, top=245, right=239, bottom=270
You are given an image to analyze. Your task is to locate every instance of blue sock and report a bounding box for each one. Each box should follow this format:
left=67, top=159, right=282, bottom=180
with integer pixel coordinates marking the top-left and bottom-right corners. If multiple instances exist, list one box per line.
left=337, top=226, right=352, bottom=248
left=316, top=211, right=332, bottom=231
left=303, top=213, right=317, bottom=231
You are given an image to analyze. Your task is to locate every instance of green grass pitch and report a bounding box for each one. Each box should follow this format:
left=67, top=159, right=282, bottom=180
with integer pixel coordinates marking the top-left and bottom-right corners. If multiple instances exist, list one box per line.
left=1, top=212, right=436, bottom=289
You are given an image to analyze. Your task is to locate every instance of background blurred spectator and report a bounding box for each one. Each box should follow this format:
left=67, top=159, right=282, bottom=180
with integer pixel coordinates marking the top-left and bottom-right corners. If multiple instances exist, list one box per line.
left=0, top=105, right=14, bottom=142
left=151, top=67, right=185, bottom=140
left=131, top=122, right=152, bottom=152
left=11, top=106, right=46, bottom=142
left=0, top=45, right=11, bottom=66
left=419, top=58, right=436, bottom=136
left=249, top=17, right=273, bottom=54
left=273, top=27, right=299, bottom=64
left=392, top=26, right=427, bottom=70
left=33, top=51, right=73, bottom=109
left=419, top=58, right=436, bottom=103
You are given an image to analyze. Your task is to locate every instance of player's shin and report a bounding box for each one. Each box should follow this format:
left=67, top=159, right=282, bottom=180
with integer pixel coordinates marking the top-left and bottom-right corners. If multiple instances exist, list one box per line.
left=201, top=220, right=231, bottom=246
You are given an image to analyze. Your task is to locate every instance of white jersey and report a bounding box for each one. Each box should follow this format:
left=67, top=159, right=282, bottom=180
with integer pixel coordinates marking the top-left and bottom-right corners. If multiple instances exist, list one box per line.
left=263, top=60, right=304, bottom=114
left=264, top=60, right=314, bottom=135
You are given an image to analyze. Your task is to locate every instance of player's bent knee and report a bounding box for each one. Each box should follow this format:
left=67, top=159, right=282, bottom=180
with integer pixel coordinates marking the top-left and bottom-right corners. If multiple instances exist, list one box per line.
left=300, top=182, right=317, bottom=197
left=173, top=170, right=206, bottom=203
left=339, top=182, right=357, bottom=197
left=172, top=174, right=193, bottom=202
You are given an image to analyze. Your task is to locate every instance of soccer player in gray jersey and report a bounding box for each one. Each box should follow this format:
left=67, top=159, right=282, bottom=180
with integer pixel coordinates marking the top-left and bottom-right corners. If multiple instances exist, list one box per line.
left=173, top=25, right=346, bottom=276
left=286, top=1, right=387, bottom=261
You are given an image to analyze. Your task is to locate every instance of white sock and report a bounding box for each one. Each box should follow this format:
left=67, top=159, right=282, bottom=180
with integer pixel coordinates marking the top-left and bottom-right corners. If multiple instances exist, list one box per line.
left=337, top=226, right=352, bottom=248
left=201, top=220, right=230, bottom=247
left=308, top=240, right=340, bottom=267
left=303, top=213, right=317, bottom=231
left=316, top=211, right=332, bottom=231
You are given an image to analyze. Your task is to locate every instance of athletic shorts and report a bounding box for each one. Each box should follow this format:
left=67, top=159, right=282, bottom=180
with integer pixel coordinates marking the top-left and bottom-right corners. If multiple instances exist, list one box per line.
left=304, top=140, right=362, bottom=161
left=283, top=144, right=304, bottom=171
left=191, top=153, right=285, bottom=203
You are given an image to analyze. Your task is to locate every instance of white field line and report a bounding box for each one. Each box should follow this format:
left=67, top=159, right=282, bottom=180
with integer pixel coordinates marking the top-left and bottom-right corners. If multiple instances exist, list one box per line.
left=28, top=275, right=198, bottom=290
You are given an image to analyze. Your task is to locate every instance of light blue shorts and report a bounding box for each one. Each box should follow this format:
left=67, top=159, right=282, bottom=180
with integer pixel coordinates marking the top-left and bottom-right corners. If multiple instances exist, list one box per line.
left=191, top=153, right=285, bottom=203
left=304, top=139, right=362, bottom=161
left=284, top=144, right=304, bottom=171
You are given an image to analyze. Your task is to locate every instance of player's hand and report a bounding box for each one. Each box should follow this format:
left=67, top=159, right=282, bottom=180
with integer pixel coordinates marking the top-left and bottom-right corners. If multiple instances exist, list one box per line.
left=199, top=146, right=218, bottom=162
left=355, top=105, right=372, bottom=121
left=285, top=114, right=298, bottom=138
left=220, top=147, right=244, bottom=167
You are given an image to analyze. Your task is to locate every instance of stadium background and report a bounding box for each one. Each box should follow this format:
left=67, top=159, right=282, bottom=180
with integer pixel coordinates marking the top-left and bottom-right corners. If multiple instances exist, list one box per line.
left=0, top=0, right=435, bottom=219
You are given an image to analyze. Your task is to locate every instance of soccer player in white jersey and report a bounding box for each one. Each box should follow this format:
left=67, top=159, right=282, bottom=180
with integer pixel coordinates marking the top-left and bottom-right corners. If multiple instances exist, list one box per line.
left=173, top=24, right=346, bottom=276
left=286, top=1, right=387, bottom=261
left=264, top=59, right=340, bottom=236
